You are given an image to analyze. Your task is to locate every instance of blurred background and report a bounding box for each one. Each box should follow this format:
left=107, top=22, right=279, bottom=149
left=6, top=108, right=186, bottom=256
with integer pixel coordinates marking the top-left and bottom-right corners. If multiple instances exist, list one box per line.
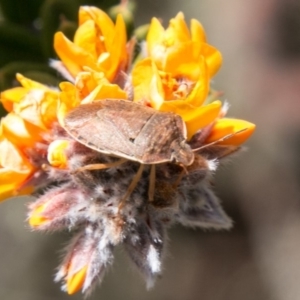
left=1, top=0, right=300, bottom=299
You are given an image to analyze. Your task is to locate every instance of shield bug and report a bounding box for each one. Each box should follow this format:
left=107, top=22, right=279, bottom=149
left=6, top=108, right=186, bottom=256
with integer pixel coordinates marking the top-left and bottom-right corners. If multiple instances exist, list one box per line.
left=63, top=99, right=194, bottom=166
left=62, top=99, right=195, bottom=207
left=62, top=99, right=243, bottom=208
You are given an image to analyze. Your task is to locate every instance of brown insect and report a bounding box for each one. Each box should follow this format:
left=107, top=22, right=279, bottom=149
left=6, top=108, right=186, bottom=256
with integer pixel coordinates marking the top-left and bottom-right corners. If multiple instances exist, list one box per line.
left=63, top=99, right=194, bottom=165
left=62, top=99, right=241, bottom=209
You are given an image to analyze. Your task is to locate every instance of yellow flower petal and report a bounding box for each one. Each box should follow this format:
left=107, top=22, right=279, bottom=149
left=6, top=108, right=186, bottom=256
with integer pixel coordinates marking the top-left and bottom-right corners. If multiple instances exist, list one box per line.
left=190, top=19, right=206, bottom=43
left=147, top=17, right=165, bottom=57
left=0, top=138, right=34, bottom=173
left=67, top=266, right=88, bottom=295
left=206, top=118, right=256, bottom=146
left=184, top=59, right=209, bottom=107
left=184, top=101, right=222, bottom=139
left=132, top=58, right=154, bottom=102
left=0, top=87, right=27, bottom=112
left=13, top=88, right=59, bottom=130
left=77, top=70, right=128, bottom=103
left=16, top=73, right=48, bottom=90
left=28, top=203, right=49, bottom=227
left=74, top=19, right=101, bottom=59
left=47, top=140, right=70, bottom=169
left=202, top=44, right=222, bottom=78
left=0, top=168, right=33, bottom=202
left=104, top=13, right=127, bottom=81
left=0, top=130, right=35, bottom=201
left=163, top=41, right=202, bottom=80
left=58, top=82, right=81, bottom=125
left=1, top=113, right=43, bottom=148
left=79, top=6, right=115, bottom=49
left=54, top=32, right=97, bottom=78
left=166, top=12, right=190, bottom=43
left=90, top=83, right=127, bottom=101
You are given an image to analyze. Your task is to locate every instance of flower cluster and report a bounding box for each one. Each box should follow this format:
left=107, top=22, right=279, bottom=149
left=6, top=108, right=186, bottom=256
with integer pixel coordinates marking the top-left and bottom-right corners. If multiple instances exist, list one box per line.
left=0, top=6, right=255, bottom=296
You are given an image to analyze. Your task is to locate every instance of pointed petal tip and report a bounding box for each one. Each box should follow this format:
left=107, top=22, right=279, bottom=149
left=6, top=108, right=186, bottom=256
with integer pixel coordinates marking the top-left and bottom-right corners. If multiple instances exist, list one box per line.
left=28, top=203, right=49, bottom=227
left=67, top=266, right=88, bottom=295
left=206, top=119, right=256, bottom=146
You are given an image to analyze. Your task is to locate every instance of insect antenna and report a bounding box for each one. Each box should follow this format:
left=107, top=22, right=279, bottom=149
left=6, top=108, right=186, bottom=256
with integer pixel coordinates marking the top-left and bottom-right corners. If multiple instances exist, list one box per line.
left=191, top=128, right=247, bottom=152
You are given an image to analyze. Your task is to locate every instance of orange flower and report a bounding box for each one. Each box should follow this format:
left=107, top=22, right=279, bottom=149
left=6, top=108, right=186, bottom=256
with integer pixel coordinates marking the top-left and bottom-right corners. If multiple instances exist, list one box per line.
left=1, top=74, right=59, bottom=131
left=0, top=74, right=61, bottom=201
left=147, top=12, right=222, bottom=78
left=0, top=132, right=35, bottom=201
left=132, top=13, right=223, bottom=140
left=132, top=58, right=217, bottom=139
left=54, top=7, right=128, bottom=82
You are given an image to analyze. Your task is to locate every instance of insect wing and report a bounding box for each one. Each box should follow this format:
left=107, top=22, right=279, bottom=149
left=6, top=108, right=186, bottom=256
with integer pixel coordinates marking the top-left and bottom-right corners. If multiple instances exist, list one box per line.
left=63, top=101, right=136, bottom=158
left=97, top=100, right=155, bottom=142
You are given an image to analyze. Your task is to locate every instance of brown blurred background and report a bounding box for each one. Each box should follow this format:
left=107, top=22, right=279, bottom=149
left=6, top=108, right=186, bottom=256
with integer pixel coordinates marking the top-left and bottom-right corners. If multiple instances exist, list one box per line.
left=1, top=0, right=300, bottom=299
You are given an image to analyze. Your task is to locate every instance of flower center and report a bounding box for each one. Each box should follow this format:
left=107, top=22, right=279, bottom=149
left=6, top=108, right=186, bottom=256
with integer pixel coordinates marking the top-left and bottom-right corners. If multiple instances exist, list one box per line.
left=159, top=71, right=194, bottom=100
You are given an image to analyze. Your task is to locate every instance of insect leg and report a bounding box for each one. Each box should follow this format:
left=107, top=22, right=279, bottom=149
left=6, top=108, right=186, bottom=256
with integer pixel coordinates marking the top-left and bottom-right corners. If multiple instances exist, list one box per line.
left=148, top=165, right=156, bottom=201
left=172, top=165, right=187, bottom=189
left=72, top=158, right=127, bottom=174
left=118, top=164, right=145, bottom=211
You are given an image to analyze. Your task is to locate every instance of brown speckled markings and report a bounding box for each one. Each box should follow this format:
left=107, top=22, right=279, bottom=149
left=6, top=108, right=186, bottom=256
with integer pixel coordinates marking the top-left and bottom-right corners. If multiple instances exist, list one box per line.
left=63, top=99, right=194, bottom=166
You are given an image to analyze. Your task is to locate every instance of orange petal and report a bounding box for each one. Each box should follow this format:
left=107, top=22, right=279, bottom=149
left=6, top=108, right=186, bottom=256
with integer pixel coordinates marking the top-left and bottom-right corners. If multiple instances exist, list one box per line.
left=190, top=19, right=206, bottom=43
left=93, top=82, right=127, bottom=100
left=67, top=266, right=88, bottom=295
left=163, top=41, right=202, bottom=80
left=0, top=168, right=34, bottom=202
left=1, top=113, right=43, bottom=148
left=166, top=12, right=190, bottom=44
left=13, top=88, right=59, bottom=130
left=0, top=87, right=27, bottom=112
left=74, top=20, right=100, bottom=59
left=0, top=138, right=34, bottom=173
left=79, top=6, right=115, bottom=49
left=206, top=118, right=256, bottom=146
left=54, top=32, right=97, bottom=78
left=184, top=59, right=209, bottom=107
left=99, top=14, right=127, bottom=81
left=132, top=58, right=154, bottom=102
left=184, top=101, right=222, bottom=139
left=28, top=203, right=49, bottom=227
left=202, top=44, right=222, bottom=78
left=16, top=73, right=48, bottom=90
left=147, top=17, right=165, bottom=56
left=79, top=7, right=127, bottom=82
left=149, top=62, right=165, bottom=109
left=47, top=140, right=70, bottom=169
left=58, top=82, right=81, bottom=125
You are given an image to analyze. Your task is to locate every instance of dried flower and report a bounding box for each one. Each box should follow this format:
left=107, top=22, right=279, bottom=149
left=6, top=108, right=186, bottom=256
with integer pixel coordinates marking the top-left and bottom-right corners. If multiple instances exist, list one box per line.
left=0, top=5, right=255, bottom=296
